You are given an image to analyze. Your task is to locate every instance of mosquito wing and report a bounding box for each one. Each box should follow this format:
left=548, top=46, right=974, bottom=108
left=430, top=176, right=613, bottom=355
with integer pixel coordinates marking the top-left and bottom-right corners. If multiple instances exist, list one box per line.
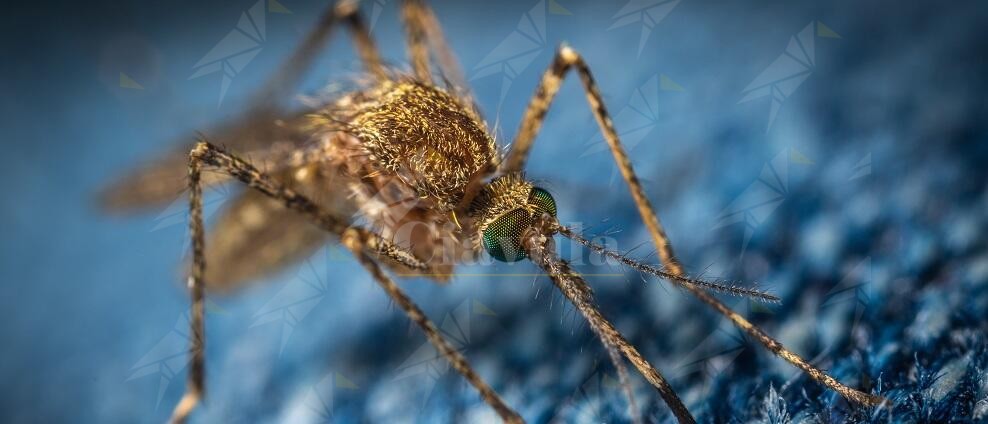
left=203, top=161, right=357, bottom=292
left=99, top=108, right=316, bottom=211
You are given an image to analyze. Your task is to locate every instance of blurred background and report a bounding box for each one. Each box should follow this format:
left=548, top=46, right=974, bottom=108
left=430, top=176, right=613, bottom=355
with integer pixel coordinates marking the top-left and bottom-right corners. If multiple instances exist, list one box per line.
left=1, top=0, right=986, bottom=422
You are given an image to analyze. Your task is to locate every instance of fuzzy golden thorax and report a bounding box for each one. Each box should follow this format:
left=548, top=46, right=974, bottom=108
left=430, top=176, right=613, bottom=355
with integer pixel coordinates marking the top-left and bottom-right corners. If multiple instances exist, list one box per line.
left=345, top=81, right=497, bottom=211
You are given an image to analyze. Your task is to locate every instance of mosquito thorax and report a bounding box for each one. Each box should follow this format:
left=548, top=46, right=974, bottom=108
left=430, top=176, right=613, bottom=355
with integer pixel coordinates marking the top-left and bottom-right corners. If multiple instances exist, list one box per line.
left=344, top=81, right=497, bottom=212
left=468, top=174, right=557, bottom=262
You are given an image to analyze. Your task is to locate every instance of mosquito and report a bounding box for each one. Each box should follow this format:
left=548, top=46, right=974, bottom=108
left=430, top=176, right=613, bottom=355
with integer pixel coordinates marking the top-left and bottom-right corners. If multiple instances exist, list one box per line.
left=102, top=1, right=886, bottom=422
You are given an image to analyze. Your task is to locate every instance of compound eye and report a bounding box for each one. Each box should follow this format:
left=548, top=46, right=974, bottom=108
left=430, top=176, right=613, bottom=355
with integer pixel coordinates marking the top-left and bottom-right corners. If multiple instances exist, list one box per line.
left=482, top=208, right=531, bottom=262
left=528, top=187, right=557, bottom=218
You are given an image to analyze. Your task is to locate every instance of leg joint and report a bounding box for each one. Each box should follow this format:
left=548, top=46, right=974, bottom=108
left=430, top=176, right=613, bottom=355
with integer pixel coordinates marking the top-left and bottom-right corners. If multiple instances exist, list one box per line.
left=334, top=0, right=359, bottom=18
left=189, top=140, right=212, bottom=163
left=557, top=44, right=581, bottom=64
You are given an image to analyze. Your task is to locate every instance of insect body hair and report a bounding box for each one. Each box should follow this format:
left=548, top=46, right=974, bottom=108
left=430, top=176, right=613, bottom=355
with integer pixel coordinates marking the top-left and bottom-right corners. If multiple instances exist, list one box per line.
left=341, top=80, right=497, bottom=211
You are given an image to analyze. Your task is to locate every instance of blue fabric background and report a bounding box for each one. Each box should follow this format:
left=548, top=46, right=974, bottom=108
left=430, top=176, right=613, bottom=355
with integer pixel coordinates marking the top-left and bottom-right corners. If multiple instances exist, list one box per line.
left=1, top=0, right=985, bottom=422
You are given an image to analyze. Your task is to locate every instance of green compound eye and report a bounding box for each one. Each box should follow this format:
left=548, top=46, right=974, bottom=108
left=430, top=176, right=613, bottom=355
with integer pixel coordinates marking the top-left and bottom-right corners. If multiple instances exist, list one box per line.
left=528, top=187, right=557, bottom=218
left=482, top=208, right=531, bottom=262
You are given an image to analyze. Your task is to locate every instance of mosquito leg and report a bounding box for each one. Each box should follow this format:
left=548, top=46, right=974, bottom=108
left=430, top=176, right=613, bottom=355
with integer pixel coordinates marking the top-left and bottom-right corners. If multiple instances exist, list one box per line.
left=170, top=151, right=209, bottom=424
left=189, top=141, right=425, bottom=270
left=253, top=0, right=386, bottom=108
left=508, top=45, right=885, bottom=407
left=400, top=0, right=473, bottom=99
left=500, top=45, right=576, bottom=174
left=171, top=140, right=429, bottom=422
left=523, top=227, right=693, bottom=424
left=401, top=0, right=432, bottom=83
left=604, top=337, right=642, bottom=424
left=505, top=44, right=682, bottom=291
left=341, top=233, right=524, bottom=424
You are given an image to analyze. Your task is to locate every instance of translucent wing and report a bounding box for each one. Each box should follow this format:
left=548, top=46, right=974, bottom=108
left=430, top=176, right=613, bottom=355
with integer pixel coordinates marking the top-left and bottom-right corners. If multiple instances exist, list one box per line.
left=99, top=108, right=315, bottom=211
left=203, top=162, right=357, bottom=292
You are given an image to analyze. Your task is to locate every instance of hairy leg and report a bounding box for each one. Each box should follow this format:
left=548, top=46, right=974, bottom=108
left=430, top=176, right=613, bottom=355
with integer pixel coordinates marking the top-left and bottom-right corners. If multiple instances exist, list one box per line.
left=400, top=0, right=472, bottom=99
left=176, top=140, right=526, bottom=421
left=172, top=141, right=426, bottom=422
left=401, top=0, right=431, bottom=82
left=507, top=45, right=884, bottom=407
left=253, top=0, right=386, bottom=109
left=341, top=232, right=523, bottom=423
left=523, top=226, right=693, bottom=424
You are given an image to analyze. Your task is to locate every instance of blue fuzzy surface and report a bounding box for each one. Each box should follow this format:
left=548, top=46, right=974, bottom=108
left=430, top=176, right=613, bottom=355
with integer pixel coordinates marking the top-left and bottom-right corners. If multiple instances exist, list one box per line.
left=1, top=0, right=986, bottom=423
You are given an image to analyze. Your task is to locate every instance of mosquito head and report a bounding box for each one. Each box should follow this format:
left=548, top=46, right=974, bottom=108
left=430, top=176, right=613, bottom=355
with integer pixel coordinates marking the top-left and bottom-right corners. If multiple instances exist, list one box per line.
left=468, top=174, right=557, bottom=262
